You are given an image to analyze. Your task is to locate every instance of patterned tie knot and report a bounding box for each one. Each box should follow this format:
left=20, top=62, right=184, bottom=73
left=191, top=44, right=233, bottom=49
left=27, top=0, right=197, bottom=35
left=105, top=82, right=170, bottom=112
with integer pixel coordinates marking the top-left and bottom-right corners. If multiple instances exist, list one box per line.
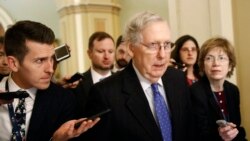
left=151, top=83, right=160, bottom=94
left=11, top=91, right=28, bottom=141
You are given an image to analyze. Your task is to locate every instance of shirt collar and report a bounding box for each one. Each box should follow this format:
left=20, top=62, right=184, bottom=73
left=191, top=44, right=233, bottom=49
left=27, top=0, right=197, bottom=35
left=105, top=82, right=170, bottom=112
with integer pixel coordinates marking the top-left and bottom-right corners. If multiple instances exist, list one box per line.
left=91, top=67, right=112, bottom=84
left=8, top=75, right=37, bottom=100
left=132, top=63, right=163, bottom=91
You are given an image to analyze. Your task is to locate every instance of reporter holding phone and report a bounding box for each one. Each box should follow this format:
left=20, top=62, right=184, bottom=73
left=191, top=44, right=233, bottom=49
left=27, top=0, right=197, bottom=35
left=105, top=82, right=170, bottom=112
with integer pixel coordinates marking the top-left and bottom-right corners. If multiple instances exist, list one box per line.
left=190, top=37, right=247, bottom=141
left=0, top=20, right=99, bottom=141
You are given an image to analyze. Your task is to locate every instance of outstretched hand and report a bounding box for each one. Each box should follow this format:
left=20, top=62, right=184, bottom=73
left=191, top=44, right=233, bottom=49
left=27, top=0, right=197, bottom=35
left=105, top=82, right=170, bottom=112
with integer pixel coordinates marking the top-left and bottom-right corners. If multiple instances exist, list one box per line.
left=56, top=75, right=80, bottom=89
left=52, top=118, right=100, bottom=141
left=0, top=90, right=13, bottom=105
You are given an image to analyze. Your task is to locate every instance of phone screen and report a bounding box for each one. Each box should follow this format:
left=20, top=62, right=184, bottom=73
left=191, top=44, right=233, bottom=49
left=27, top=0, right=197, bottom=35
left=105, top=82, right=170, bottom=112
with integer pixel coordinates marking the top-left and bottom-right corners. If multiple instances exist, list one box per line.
left=66, top=72, right=84, bottom=83
left=74, top=109, right=111, bottom=129
left=0, top=91, right=29, bottom=100
left=55, top=44, right=70, bottom=62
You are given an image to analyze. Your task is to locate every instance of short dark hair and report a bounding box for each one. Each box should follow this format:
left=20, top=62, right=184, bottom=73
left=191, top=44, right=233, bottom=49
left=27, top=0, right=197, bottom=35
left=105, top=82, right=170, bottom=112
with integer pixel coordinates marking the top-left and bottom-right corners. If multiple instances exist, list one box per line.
left=116, top=35, right=124, bottom=48
left=4, top=20, right=55, bottom=63
left=0, top=36, right=4, bottom=45
left=88, top=31, right=114, bottom=50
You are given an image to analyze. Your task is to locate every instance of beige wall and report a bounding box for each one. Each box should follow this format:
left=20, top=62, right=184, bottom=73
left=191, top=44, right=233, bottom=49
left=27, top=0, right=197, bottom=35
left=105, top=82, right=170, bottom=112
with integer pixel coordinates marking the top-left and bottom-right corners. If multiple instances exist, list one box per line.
left=0, top=1, right=249, bottom=137
left=232, top=0, right=250, bottom=139
left=119, top=0, right=169, bottom=34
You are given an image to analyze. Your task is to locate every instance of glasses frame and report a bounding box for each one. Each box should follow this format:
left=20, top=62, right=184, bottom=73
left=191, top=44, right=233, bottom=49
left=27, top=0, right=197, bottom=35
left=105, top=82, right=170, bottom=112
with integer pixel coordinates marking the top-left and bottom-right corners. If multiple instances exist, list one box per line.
left=139, top=41, right=175, bottom=52
left=204, top=55, right=229, bottom=63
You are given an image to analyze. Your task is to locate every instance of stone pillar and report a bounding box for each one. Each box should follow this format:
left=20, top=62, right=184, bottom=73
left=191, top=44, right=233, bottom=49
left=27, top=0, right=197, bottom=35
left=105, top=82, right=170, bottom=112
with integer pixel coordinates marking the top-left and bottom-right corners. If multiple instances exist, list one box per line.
left=54, top=0, right=120, bottom=76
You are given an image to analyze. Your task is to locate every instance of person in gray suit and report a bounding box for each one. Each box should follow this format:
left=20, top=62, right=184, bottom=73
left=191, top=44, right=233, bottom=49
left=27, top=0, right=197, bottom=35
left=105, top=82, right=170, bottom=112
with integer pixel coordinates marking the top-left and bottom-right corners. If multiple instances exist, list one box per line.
left=79, top=11, right=193, bottom=141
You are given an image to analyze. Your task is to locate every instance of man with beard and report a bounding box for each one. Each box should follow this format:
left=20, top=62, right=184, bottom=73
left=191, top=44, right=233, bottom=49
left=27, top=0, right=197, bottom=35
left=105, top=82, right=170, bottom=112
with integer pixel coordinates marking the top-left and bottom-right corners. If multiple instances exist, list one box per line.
left=74, top=31, right=115, bottom=116
left=113, top=35, right=131, bottom=72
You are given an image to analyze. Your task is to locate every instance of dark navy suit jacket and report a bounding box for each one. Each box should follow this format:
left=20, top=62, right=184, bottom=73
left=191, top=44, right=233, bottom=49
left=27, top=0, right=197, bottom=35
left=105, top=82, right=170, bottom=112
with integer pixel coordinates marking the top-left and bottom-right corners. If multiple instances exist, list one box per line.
left=26, top=82, right=76, bottom=141
left=78, top=62, right=193, bottom=141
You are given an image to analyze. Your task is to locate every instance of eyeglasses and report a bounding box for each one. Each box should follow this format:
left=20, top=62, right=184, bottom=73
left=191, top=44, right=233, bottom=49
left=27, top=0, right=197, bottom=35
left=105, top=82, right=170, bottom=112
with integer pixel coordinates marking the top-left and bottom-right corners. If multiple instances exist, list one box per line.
left=204, top=55, right=229, bottom=63
left=180, top=47, right=197, bottom=53
left=140, top=41, right=174, bottom=52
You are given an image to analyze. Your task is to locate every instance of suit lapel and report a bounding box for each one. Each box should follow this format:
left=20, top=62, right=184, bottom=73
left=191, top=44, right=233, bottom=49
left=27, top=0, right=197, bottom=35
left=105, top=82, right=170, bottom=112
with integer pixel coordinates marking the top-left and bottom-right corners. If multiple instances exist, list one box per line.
left=26, top=89, right=51, bottom=140
left=83, top=69, right=94, bottom=93
left=201, top=77, right=224, bottom=119
left=161, top=68, right=183, bottom=126
left=223, top=81, right=235, bottom=121
left=122, top=64, right=162, bottom=140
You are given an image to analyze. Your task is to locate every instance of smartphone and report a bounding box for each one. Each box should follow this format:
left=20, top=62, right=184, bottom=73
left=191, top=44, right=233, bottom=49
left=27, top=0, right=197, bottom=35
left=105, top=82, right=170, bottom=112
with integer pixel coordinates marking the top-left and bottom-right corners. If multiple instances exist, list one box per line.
left=66, top=72, right=84, bottom=83
left=74, top=108, right=111, bottom=129
left=54, top=44, right=71, bottom=62
left=216, top=119, right=227, bottom=127
left=0, top=91, right=29, bottom=100
left=172, top=62, right=185, bottom=69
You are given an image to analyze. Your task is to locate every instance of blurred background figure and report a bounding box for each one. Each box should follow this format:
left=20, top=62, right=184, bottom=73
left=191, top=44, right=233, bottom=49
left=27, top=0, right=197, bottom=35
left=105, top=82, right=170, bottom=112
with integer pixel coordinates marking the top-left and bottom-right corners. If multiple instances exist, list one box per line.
left=74, top=31, right=115, bottom=116
left=113, top=35, right=131, bottom=72
left=171, top=35, right=200, bottom=86
left=0, top=36, right=11, bottom=81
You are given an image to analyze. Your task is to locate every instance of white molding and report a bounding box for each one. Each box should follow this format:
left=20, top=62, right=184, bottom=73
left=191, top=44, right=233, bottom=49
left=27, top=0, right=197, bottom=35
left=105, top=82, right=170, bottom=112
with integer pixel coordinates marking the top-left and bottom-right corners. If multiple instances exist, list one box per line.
left=0, top=6, right=14, bottom=30
left=167, top=0, right=178, bottom=41
left=75, top=13, right=85, bottom=72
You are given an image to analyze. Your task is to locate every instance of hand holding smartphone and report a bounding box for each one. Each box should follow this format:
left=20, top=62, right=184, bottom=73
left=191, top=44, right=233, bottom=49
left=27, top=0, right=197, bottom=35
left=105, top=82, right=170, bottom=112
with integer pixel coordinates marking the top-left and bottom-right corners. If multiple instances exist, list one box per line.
left=54, top=44, right=71, bottom=62
left=66, top=72, right=84, bottom=83
left=0, top=91, right=29, bottom=100
left=216, top=119, right=228, bottom=127
left=74, top=109, right=111, bottom=129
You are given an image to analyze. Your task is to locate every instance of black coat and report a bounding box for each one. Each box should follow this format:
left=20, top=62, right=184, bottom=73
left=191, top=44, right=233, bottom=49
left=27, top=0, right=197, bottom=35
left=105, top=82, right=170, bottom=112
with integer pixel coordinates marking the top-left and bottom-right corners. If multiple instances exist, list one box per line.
left=78, top=62, right=193, bottom=141
left=26, top=82, right=76, bottom=141
left=190, top=76, right=246, bottom=141
left=73, top=69, right=93, bottom=116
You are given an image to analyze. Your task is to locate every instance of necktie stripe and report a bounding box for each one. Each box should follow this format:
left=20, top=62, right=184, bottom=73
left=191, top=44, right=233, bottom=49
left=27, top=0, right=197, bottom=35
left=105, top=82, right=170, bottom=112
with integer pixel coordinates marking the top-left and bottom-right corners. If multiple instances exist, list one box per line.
left=151, top=83, right=172, bottom=141
left=10, top=91, right=28, bottom=141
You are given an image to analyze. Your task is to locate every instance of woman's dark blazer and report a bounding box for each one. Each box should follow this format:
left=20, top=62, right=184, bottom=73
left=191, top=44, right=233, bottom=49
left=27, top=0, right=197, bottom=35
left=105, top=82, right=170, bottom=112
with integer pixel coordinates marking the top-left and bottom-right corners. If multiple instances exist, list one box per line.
left=190, top=76, right=246, bottom=141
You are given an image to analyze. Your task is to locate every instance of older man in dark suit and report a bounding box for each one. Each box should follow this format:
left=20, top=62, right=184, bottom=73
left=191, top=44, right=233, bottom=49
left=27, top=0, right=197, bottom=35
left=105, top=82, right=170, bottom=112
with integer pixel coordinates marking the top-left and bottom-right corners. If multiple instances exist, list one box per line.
left=79, top=11, right=194, bottom=141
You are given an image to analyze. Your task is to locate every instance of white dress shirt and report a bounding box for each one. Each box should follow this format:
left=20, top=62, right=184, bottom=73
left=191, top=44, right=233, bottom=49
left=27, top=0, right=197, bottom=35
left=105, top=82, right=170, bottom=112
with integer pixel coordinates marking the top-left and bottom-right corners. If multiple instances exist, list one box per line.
left=132, top=63, right=170, bottom=120
left=0, top=76, right=37, bottom=141
left=90, top=67, right=112, bottom=84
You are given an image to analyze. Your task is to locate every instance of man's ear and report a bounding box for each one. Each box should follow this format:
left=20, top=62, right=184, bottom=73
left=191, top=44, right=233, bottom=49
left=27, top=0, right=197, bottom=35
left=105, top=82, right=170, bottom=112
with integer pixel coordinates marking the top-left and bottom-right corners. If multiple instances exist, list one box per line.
left=127, top=43, right=134, bottom=58
left=7, top=56, right=19, bottom=72
left=87, top=49, right=92, bottom=60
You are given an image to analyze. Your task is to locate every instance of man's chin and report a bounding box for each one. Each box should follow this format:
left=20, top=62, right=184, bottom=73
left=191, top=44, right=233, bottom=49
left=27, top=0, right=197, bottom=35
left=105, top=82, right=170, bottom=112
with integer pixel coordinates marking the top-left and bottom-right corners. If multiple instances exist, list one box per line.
left=117, top=60, right=128, bottom=68
left=36, top=81, right=51, bottom=89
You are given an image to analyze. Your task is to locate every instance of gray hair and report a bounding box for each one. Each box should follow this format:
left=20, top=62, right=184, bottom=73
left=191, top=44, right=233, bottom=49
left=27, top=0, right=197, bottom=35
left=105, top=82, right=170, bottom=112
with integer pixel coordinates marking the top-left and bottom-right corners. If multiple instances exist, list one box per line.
left=123, top=11, right=166, bottom=45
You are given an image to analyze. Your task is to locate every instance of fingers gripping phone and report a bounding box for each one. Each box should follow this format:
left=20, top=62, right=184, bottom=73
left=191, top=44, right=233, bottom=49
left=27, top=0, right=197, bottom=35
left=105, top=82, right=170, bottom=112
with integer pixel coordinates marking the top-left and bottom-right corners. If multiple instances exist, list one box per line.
left=74, top=109, right=111, bottom=129
left=66, top=72, right=84, bottom=83
left=216, top=119, right=228, bottom=127
left=0, top=91, right=29, bottom=100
